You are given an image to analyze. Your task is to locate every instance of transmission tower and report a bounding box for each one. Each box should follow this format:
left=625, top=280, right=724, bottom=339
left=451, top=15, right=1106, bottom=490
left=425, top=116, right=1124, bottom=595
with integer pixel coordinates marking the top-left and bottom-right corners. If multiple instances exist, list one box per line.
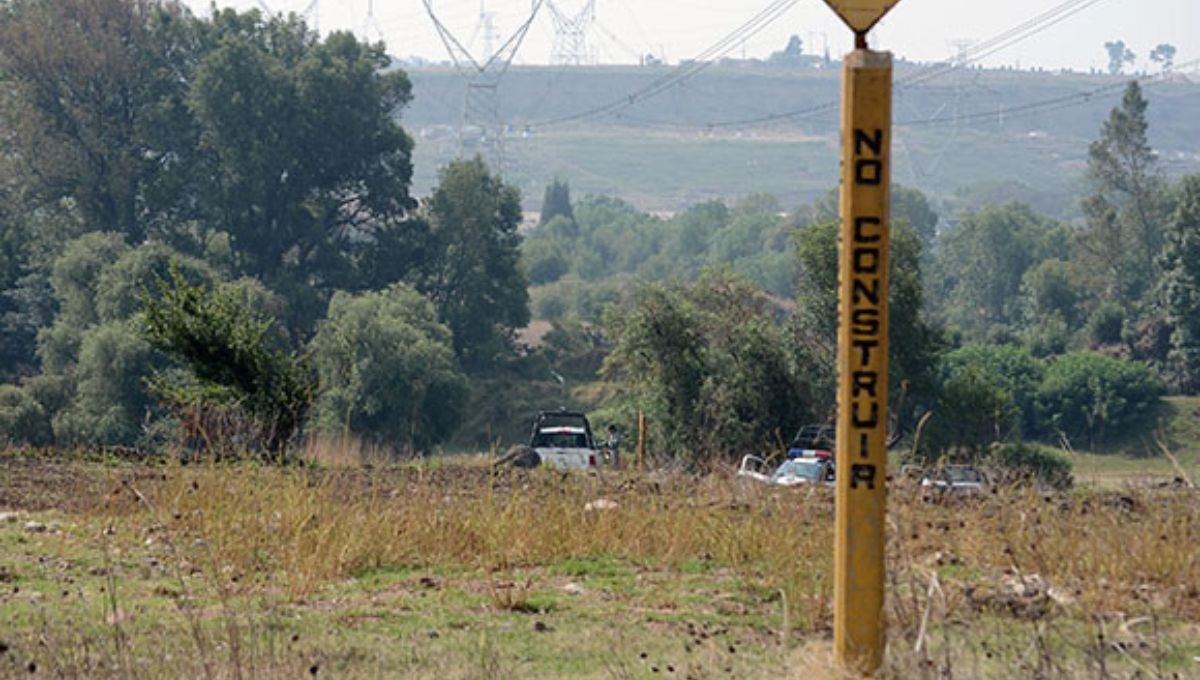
left=547, top=0, right=596, bottom=66
left=255, top=0, right=320, bottom=33
left=423, top=0, right=544, bottom=172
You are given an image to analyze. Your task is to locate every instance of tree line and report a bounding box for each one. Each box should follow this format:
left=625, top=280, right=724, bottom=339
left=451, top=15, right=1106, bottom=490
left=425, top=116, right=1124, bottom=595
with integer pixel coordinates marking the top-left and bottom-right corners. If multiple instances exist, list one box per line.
left=1, top=0, right=1197, bottom=469
left=0, top=0, right=526, bottom=455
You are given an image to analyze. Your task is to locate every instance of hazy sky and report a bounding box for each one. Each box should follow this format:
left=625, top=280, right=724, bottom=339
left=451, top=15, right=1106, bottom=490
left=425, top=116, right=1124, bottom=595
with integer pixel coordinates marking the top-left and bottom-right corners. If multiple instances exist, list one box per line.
left=185, top=0, right=1198, bottom=74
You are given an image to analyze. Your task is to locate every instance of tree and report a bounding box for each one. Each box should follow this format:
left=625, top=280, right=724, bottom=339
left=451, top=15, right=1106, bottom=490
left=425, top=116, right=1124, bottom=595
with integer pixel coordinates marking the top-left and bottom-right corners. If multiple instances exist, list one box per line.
left=0, top=384, right=53, bottom=447
left=140, top=266, right=316, bottom=458
left=769, top=34, right=804, bottom=63
left=793, top=217, right=940, bottom=420
left=602, top=269, right=809, bottom=464
left=1079, top=81, right=1165, bottom=309
left=1149, top=43, right=1176, bottom=71
left=934, top=202, right=1054, bottom=337
left=1036, top=352, right=1162, bottom=447
left=422, top=157, right=530, bottom=369
left=0, top=0, right=190, bottom=242
left=310, top=284, right=467, bottom=452
left=538, top=178, right=575, bottom=228
left=187, top=17, right=416, bottom=328
left=53, top=321, right=156, bottom=447
left=1159, top=174, right=1200, bottom=392
left=1104, top=40, right=1135, bottom=75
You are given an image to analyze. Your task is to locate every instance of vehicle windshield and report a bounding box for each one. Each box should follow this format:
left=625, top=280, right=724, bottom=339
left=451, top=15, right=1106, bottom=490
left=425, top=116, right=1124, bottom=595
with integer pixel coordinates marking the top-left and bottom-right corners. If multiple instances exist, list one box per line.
left=773, top=460, right=825, bottom=481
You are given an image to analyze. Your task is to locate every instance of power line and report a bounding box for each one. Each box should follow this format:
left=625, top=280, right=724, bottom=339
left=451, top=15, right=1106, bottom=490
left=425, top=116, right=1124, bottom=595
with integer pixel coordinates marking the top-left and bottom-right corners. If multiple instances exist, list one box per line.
left=897, top=58, right=1200, bottom=127
left=529, top=0, right=801, bottom=128
left=707, top=0, right=1112, bottom=129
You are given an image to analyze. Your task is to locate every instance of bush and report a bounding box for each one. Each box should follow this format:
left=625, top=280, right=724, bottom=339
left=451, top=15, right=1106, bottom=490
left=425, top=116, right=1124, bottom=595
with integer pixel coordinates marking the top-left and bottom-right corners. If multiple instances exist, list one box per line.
left=1036, top=352, right=1163, bottom=447
left=986, top=441, right=1073, bottom=490
left=1087, top=301, right=1125, bottom=346
left=310, top=284, right=467, bottom=454
left=0, top=384, right=52, bottom=447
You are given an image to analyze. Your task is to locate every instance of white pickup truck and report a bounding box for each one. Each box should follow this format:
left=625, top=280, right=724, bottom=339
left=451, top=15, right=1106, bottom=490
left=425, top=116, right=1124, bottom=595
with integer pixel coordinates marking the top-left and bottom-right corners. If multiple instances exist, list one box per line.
left=497, top=409, right=600, bottom=470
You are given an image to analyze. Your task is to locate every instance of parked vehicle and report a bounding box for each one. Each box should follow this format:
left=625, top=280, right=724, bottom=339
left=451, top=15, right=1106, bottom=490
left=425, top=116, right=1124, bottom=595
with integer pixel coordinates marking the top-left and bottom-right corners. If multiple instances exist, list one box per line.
left=738, top=450, right=835, bottom=487
left=495, top=409, right=599, bottom=470
left=920, top=464, right=989, bottom=499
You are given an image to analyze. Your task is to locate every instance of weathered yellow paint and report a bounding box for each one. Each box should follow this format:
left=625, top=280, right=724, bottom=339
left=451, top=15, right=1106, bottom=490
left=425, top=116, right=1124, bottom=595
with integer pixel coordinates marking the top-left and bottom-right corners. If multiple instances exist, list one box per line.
left=823, top=0, right=901, bottom=33
left=834, top=48, right=892, bottom=676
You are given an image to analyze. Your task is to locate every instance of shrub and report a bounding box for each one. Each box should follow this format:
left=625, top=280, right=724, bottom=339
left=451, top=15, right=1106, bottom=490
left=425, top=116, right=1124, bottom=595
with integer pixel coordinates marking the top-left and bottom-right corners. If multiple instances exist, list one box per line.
left=1036, top=351, right=1163, bottom=447
left=310, top=284, right=467, bottom=453
left=986, top=441, right=1073, bottom=489
left=0, top=384, right=52, bottom=447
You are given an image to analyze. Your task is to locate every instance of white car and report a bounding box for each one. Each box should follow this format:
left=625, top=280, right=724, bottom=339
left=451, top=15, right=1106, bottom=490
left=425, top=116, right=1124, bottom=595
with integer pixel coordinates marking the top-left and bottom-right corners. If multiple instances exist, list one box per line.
left=920, top=465, right=989, bottom=497
left=738, top=451, right=835, bottom=487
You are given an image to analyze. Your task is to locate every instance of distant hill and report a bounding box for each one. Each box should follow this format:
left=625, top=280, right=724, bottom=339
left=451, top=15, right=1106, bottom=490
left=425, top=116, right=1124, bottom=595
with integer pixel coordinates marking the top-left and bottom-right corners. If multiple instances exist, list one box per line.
left=399, top=63, right=1200, bottom=215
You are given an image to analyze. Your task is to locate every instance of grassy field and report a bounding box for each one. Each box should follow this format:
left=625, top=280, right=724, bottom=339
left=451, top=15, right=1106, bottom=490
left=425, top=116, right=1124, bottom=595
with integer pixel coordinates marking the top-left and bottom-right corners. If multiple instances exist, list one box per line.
left=1, top=443, right=1198, bottom=678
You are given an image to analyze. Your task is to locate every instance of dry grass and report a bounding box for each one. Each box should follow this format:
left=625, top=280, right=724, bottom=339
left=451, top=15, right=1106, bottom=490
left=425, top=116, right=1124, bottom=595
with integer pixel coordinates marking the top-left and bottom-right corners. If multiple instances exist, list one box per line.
left=1, top=449, right=1198, bottom=677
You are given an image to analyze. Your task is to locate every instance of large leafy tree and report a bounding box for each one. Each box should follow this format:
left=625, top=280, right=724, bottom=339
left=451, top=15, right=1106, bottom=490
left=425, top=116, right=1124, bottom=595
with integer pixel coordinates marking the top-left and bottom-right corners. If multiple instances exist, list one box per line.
left=187, top=15, right=416, bottom=326
left=1159, top=174, right=1200, bottom=392
left=2, top=3, right=419, bottom=333
left=602, top=268, right=809, bottom=464
left=310, top=284, right=467, bottom=452
left=935, top=202, right=1064, bottom=337
left=0, top=0, right=190, bottom=241
left=422, top=157, right=529, bottom=369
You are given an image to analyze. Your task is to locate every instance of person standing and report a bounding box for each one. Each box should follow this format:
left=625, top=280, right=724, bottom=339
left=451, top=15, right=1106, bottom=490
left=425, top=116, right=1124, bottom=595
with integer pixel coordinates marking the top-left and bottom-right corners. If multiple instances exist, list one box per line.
left=605, top=424, right=621, bottom=470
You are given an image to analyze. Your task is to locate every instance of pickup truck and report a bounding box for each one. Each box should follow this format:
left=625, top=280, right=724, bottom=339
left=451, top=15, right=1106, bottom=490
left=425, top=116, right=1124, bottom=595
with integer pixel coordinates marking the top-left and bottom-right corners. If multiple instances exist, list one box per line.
left=497, top=409, right=600, bottom=470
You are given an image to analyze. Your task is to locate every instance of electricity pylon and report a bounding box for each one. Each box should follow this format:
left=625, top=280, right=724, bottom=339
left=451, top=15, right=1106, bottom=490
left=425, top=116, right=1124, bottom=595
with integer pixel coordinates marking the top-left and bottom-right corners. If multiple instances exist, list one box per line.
left=547, top=0, right=596, bottom=66
left=423, top=0, right=544, bottom=172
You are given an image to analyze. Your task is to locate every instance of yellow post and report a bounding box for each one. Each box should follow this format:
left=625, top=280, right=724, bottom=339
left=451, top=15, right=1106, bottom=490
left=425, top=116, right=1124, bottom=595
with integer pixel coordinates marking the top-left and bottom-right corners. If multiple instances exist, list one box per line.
left=834, top=48, right=892, bottom=675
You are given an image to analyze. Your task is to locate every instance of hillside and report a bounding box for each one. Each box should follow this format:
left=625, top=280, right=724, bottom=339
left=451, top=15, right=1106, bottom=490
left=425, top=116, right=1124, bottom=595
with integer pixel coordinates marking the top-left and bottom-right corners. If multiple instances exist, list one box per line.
left=400, top=63, right=1200, bottom=213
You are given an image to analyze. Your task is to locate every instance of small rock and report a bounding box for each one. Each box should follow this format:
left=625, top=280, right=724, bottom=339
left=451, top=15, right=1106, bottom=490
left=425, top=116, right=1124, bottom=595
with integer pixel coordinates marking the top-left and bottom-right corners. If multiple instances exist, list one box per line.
left=0, top=511, right=23, bottom=523
left=533, top=621, right=550, bottom=632
left=562, top=582, right=584, bottom=595
left=22, top=521, right=46, bottom=534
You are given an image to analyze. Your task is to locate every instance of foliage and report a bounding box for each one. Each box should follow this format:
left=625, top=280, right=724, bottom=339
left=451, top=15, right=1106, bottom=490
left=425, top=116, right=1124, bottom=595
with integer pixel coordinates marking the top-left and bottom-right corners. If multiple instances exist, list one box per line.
left=1086, top=301, right=1125, bottom=346
left=935, top=202, right=1063, bottom=335
left=0, top=383, right=52, bottom=447
left=1036, top=351, right=1163, bottom=447
left=140, top=266, right=315, bottom=458
left=1159, top=175, right=1200, bottom=392
left=0, top=0, right=184, bottom=240
left=538, top=178, right=575, bottom=228
left=1078, top=81, right=1165, bottom=310
left=0, top=273, right=56, bottom=382
left=309, top=284, right=466, bottom=453
left=920, top=364, right=1020, bottom=462
left=1103, top=40, right=1135, bottom=75
left=422, top=157, right=529, bottom=370
left=1149, top=43, right=1176, bottom=70
left=985, top=441, right=1073, bottom=489
left=602, top=269, right=809, bottom=464
left=793, top=216, right=941, bottom=420
left=942, top=344, right=1044, bottom=436
left=52, top=321, right=156, bottom=447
